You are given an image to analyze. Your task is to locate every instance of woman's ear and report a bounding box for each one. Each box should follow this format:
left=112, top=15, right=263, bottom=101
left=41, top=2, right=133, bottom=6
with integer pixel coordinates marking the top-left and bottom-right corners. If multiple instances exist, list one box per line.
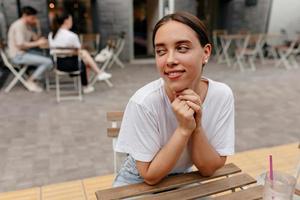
left=203, top=44, right=212, bottom=65
left=204, top=44, right=212, bottom=57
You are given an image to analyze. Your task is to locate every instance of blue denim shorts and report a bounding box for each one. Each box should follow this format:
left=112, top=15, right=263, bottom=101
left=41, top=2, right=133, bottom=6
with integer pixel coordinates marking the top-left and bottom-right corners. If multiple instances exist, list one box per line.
left=113, top=155, right=144, bottom=187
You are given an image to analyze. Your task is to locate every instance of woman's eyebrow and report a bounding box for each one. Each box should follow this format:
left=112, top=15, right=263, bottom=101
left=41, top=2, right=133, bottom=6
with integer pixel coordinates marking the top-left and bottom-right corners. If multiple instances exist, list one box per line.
left=154, top=43, right=165, bottom=48
left=155, top=40, right=192, bottom=47
left=176, top=40, right=192, bottom=45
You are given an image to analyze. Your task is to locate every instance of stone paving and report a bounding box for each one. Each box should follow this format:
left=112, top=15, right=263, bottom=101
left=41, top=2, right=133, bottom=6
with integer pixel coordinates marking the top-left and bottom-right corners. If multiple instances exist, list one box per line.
left=0, top=59, right=299, bottom=192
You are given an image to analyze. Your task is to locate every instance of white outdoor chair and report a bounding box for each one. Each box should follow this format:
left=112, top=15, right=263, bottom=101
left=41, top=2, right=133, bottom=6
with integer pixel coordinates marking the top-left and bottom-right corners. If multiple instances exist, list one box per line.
left=106, top=111, right=125, bottom=174
left=0, top=47, right=30, bottom=92
left=236, top=34, right=265, bottom=71
left=51, top=48, right=82, bottom=102
left=275, top=40, right=297, bottom=70
left=107, top=32, right=126, bottom=69
left=288, top=42, right=300, bottom=69
left=233, top=34, right=251, bottom=72
left=212, top=29, right=228, bottom=63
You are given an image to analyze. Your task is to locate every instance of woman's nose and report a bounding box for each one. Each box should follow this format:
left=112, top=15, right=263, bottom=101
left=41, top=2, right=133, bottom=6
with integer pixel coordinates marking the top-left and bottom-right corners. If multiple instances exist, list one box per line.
left=166, top=51, right=178, bottom=67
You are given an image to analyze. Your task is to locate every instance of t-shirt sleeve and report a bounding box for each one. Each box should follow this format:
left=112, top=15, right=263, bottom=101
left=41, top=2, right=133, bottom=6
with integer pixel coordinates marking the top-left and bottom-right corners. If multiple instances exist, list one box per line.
left=211, top=88, right=235, bottom=156
left=115, top=100, right=161, bottom=162
left=72, top=34, right=81, bottom=48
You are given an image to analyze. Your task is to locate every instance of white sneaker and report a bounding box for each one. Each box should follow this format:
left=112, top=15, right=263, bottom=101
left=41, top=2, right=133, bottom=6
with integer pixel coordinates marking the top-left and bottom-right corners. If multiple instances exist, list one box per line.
left=97, top=72, right=112, bottom=81
left=26, top=81, right=43, bottom=93
left=83, top=85, right=95, bottom=94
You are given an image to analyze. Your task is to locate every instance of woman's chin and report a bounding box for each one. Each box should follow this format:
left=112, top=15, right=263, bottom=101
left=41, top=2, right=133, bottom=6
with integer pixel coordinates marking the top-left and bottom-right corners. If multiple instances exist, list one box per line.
left=169, top=84, right=189, bottom=94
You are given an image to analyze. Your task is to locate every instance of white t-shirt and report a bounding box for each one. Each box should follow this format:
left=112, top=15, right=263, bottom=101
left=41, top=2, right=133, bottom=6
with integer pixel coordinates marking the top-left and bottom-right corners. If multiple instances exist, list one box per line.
left=115, top=78, right=235, bottom=174
left=48, top=28, right=81, bottom=49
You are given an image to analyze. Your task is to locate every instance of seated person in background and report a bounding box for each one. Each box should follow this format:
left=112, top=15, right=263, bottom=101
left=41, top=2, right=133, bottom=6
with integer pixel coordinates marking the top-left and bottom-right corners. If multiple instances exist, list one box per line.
left=113, top=12, right=235, bottom=187
left=48, top=12, right=111, bottom=93
left=7, top=6, right=52, bottom=92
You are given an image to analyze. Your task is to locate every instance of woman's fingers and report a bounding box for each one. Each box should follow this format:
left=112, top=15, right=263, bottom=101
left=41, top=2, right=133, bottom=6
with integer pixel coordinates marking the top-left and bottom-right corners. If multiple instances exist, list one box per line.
left=173, top=98, right=195, bottom=116
left=178, top=94, right=201, bottom=105
left=186, top=100, right=202, bottom=113
left=177, top=89, right=202, bottom=105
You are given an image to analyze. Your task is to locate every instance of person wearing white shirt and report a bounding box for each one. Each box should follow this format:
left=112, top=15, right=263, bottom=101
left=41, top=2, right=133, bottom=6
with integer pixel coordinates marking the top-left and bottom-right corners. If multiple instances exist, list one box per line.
left=48, top=13, right=111, bottom=93
left=114, top=12, right=235, bottom=187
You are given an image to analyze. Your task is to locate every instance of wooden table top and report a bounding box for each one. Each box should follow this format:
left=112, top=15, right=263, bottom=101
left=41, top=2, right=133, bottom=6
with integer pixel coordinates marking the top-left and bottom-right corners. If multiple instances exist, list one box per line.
left=95, top=163, right=264, bottom=200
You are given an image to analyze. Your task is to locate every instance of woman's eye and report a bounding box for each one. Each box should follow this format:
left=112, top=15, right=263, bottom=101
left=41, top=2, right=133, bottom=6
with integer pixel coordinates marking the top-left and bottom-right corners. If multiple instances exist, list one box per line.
left=155, top=49, right=166, bottom=56
left=177, top=46, right=189, bottom=53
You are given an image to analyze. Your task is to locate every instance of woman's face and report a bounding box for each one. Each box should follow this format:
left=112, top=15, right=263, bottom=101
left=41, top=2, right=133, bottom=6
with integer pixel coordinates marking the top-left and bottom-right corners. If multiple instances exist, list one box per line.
left=154, top=20, right=211, bottom=93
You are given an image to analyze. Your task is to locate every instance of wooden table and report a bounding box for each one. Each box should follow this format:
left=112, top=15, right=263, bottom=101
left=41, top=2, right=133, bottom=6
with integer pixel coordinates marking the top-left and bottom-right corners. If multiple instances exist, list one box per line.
left=95, top=163, right=264, bottom=200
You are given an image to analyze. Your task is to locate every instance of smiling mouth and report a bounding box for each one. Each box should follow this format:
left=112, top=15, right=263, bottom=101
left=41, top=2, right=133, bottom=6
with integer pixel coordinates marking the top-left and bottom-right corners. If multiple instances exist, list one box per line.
left=164, top=70, right=185, bottom=79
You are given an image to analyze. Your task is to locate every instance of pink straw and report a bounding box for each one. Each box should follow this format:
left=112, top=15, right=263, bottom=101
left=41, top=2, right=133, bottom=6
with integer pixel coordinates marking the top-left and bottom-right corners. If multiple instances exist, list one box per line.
left=269, top=155, right=273, bottom=181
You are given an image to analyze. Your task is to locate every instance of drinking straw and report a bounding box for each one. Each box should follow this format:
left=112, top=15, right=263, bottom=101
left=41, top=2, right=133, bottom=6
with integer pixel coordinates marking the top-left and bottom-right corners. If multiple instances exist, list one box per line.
left=269, top=155, right=273, bottom=181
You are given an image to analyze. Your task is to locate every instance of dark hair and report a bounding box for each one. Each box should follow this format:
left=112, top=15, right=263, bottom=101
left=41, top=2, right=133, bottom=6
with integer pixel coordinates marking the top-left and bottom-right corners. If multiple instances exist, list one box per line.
left=51, top=12, right=71, bottom=39
left=21, top=6, right=37, bottom=16
left=152, top=12, right=210, bottom=48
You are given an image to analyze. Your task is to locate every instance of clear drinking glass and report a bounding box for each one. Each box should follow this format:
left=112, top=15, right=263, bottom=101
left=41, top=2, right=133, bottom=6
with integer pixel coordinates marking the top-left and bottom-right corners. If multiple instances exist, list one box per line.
left=263, top=171, right=296, bottom=200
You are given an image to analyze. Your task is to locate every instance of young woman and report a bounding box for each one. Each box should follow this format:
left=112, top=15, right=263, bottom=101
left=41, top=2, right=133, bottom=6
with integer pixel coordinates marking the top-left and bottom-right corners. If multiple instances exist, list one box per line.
left=114, top=12, right=235, bottom=187
left=48, top=13, right=111, bottom=93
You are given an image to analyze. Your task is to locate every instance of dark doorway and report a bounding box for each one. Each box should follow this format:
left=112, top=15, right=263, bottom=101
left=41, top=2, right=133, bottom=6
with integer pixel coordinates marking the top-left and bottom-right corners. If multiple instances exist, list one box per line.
left=197, top=0, right=230, bottom=35
left=133, top=0, right=148, bottom=58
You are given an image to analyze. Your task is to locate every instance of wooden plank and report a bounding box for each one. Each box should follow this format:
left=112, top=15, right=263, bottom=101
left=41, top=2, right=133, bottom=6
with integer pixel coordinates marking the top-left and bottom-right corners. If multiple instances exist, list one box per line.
left=213, top=185, right=263, bottom=200
left=96, top=163, right=241, bottom=200
left=106, top=112, right=123, bottom=122
left=141, top=173, right=256, bottom=200
left=0, top=187, right=40, bottom=200
left=107, top=128, right=120, bottom=137
left=41, top=180, right=85, bottom=200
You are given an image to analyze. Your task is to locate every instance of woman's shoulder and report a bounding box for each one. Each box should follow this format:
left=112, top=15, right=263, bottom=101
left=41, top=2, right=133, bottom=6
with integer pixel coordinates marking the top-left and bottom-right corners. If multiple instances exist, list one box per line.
left=207, top=78, right=233, bottom=100
left=130, top=78, right=164, bottom=105
left=59, top=29, right=78, bottom=38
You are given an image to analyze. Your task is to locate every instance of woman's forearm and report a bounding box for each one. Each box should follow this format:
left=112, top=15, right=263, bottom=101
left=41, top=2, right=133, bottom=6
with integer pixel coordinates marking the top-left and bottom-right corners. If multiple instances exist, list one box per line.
left=137, top=127, right=191, bottom=185
left=190, top=127, right=226, bottom=176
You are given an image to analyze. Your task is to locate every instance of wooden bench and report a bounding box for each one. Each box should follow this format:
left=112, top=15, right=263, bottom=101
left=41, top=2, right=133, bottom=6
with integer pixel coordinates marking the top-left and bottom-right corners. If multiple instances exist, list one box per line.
left=95, top=163, right=263, bottom=200
left=106, top=111, right=124, bottom=173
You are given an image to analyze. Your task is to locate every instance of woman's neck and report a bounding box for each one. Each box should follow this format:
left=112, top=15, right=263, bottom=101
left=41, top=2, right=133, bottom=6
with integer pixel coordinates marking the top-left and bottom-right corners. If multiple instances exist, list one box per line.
left=60, top=24, right=69, bottom=30
left=165, top=77, right=206, bottom=102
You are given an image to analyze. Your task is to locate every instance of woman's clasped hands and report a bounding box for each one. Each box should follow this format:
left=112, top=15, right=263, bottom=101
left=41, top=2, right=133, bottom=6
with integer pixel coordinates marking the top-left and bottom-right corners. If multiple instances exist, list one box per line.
left=172, top=89, right=203, bottom=137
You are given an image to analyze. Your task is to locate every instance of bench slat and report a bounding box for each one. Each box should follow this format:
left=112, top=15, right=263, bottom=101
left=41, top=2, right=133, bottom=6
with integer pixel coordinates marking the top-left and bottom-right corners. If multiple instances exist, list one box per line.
left=96, top=163, right=241, bottom=200
left=107, top=128, right=120, bottom=137
left=142, top=173, right=257, bottom=200
left=212, top=185, right=263, bottom=200
left=106, top=112, right=123, bottom=121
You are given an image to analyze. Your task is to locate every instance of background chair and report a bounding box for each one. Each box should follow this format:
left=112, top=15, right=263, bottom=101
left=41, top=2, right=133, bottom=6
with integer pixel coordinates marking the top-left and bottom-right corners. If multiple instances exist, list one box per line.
left=79, top=33, right=100, bottom=57
left=235, top=34, right=265, bottom=71
left=212, top=29, right=228, bottom=63
left=107, top=32, right=126, bottom=69
left=106, top=111, right=125, bottom=174
left=51, top=49, right=83, bottom=102
left=233, top=34, right=251, bottom=71
left=275, top=40, right=297, bottom=70
left=0, top=47, right=30, bottom=92
left=288, top=41, right=300, bottom=69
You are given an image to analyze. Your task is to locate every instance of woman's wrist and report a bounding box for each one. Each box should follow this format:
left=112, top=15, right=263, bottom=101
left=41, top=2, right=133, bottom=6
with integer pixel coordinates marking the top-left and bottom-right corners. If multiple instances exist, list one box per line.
left=193, top=126, right=204, bottom=136
left=177, top=126, right=193, bottom=138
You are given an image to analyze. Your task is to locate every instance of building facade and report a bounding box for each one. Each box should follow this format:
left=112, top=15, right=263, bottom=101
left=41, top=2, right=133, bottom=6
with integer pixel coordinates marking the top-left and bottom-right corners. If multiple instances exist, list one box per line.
left=0, top=0, right=285, bottom=62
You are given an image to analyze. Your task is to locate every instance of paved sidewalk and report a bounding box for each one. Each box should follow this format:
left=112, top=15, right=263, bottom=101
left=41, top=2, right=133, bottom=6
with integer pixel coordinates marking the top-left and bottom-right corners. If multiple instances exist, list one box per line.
left=0, top=59, right=299, bottom=192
